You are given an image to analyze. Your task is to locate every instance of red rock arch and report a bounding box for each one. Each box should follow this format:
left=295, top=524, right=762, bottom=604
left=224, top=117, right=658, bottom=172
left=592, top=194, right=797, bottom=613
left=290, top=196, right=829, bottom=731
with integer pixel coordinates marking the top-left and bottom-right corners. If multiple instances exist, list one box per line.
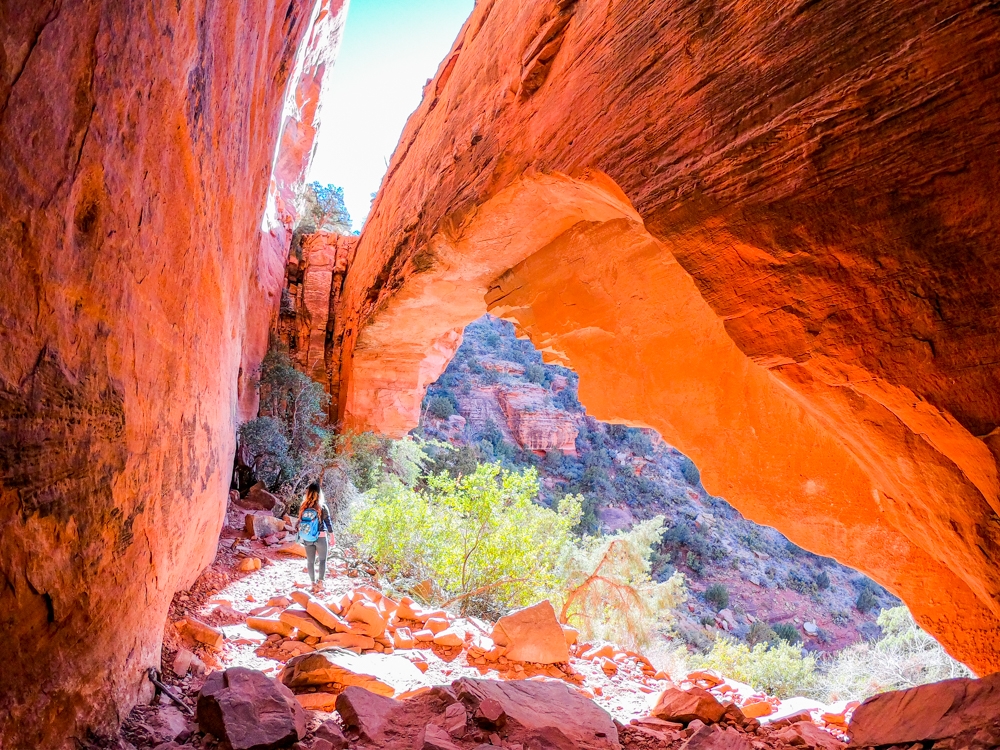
left=334, top=0, right=1000, bottom=672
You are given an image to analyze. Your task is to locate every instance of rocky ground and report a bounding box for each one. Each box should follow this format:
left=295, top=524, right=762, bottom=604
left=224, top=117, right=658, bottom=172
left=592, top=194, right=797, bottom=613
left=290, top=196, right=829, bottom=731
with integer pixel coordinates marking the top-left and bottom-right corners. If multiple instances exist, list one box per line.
left=417, top=316, right=899, bottom=655
left=91, top=527, right=1000, bottom=750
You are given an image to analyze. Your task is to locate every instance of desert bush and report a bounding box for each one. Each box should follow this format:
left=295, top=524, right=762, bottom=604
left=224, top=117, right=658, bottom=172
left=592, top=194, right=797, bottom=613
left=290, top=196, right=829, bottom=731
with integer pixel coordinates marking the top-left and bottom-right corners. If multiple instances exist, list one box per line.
left=678, top=455, right=701, bottom=486
left=559, top=516, right=687, bottom=649
left=694, top=638, right=817, bottom=699
left=295, top=181, right=351, bottom=234
left=239, top=347, right=334, bottom=500
left=349, top=463, right=579, bottom=618
left=525, top=363, right=546, bottom=384
left=747, top=620, right=779, bottom=647
left=772, top=622, right=802, bottom=644
left=822, top=607, right=972, bottom=702
left=815, top=571, right=831, bottom=590
left=785, top=569, right=817, bottom=595
left=856, top=586, right=878, bottom=613
left=704, top=583, right=730, bottom=610
left=426, top=395, right=456, bottom=419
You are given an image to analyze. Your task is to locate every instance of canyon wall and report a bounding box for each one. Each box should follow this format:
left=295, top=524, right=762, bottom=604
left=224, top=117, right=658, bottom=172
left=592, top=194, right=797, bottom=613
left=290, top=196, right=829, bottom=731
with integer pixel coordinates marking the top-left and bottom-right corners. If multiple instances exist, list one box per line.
left=336, top=0, right=1000, bottom=672
left=0, top=0, right=345, bottom=745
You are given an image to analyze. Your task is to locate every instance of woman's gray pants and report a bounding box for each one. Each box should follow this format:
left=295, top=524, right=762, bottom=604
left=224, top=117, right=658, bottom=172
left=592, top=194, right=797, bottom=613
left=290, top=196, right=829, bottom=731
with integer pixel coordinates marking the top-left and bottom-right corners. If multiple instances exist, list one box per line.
left=304, top=536, right=328, bottom=583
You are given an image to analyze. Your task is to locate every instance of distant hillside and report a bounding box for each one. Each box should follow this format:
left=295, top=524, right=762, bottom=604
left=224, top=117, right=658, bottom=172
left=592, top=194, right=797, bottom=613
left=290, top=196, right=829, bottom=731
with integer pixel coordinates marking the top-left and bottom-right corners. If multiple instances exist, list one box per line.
left=416, top=315, right=900, bottom=655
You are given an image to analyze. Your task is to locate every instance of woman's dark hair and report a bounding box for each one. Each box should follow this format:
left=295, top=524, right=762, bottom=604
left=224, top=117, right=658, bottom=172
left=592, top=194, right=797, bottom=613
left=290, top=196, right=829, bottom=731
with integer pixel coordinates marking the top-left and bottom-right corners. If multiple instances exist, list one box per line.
left=302, top=481, right=323, bottom=511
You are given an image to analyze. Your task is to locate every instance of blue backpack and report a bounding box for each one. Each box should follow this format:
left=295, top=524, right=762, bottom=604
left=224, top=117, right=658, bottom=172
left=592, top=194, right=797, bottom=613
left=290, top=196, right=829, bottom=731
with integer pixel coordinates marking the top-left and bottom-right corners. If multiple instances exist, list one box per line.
left=299, top=506, right=321, bottom=543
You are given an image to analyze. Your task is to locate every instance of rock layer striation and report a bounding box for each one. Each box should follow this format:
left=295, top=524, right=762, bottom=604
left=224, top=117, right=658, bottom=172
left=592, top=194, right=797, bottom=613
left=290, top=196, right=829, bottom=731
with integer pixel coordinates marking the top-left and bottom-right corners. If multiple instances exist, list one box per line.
left=335, top=0, right=1000, bottom=671
left=0, top=0, right=346, bottom=745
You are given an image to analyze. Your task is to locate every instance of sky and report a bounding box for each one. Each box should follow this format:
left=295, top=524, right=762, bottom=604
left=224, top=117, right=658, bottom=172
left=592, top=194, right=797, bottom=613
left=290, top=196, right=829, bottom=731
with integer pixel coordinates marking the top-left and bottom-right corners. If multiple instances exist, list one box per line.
left=308, top=0, right=474, bottom=231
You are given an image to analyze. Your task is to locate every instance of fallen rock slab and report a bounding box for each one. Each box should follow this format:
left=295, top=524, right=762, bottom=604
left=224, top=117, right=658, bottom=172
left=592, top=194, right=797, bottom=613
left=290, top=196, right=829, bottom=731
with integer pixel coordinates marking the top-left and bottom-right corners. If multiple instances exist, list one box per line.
left=454, top=678, right=618, bottom=750
left=651, top=686, right=726, bottom=725
left=681, top=724, right=751, bottom=750
left=335, top=686, right=403, bottom=744
left=245, top=512, right=285, bottom=539
left=281, top=649, right=426, bottom=696
left=196, top=667, right=306, bottom=750
left=848, top=673, right=1000, bottom=747
left=489, top=600, right=569, bottom=664
left=176, top=617, right=224, bottom=649
left=775, top=721, right=845, bottom=750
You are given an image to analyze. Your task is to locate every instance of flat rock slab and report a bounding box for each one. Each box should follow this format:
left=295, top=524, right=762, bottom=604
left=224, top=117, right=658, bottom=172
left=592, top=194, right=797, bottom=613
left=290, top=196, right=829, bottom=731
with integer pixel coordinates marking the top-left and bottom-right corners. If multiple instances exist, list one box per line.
left=454, top=677, right=618, bottom=750
left=282, top=648, right=426, bottom=696
left=848, top=673, right=1000, bottom=746
left=196, top=667, right=306, bottom=750
left=489, top=600, right=568, bottom=664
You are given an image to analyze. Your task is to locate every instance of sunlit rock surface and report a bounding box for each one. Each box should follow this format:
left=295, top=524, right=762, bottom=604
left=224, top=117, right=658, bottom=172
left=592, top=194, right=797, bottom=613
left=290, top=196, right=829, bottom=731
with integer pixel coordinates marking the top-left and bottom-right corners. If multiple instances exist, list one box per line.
left=0, top=0, right=346, bottom=745
left=335, top=0, right=1000, bottom=672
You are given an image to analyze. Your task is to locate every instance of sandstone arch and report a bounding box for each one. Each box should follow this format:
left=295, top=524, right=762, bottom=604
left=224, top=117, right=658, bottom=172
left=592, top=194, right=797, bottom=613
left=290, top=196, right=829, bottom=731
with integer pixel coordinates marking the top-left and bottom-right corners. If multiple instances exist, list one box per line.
left=335, top=0, right=1000, bottom=672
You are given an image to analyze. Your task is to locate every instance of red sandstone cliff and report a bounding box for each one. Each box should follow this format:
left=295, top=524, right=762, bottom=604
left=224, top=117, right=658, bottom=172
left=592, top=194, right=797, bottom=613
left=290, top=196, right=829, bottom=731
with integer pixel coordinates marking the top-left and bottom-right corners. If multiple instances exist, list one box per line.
left=0, top=0, right=346, bottom=745
left=333, top=0, right=1000, bottom=673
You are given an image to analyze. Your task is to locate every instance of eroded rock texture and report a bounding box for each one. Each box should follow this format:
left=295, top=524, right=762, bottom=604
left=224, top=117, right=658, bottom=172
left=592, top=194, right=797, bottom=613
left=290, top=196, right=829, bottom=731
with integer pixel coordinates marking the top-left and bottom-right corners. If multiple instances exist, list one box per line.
left=0, top=0, right=345, bottom=745
left=336, top=0, right=1000, bottom=671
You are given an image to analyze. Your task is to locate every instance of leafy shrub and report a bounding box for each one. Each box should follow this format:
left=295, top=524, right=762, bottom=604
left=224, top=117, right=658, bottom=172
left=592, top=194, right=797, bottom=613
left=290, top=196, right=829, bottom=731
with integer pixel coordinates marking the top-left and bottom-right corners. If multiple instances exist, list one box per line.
left=815, top=571, right=831, bottom=590
left=560, top=516, right=686, bottom=649
left=295, top=181, right=352, bottom=234
left=678, top=455, right=701, bottom=486
left=772, top=622, right=802, bottom=644
left=426, top=395, right=456, bottom=419
left=239, top=347, right=333, bottom=500
left=747, top=620, right=779, bottom=647
left=694, top=638, right=817, bottom=699
left=349, top=463, right=579, bottom=618
left=856, top=587, right=878, bottom=614
left=525, top=363, right=546, bottom=384
left=704, top=583, right=730, bottom=610
left=822, top=607, right=972, bottom=701
left=786, top=569, right=817, bottom=595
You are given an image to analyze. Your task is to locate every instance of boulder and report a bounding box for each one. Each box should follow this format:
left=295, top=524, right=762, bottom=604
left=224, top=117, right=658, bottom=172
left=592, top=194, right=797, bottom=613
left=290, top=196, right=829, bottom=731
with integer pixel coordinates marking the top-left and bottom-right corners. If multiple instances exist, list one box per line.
left=425, top=617, right=450, bottom=635
left=421, top=723, right=462, bottom=750
left=278, top=542, right=308, bottom=557
left=307, top=600, right=347, bottom=631
left=681, top=724, right=751, bottom=750
left=433, top=628, right=465, bottom=647
left=238, top=483, right=279, bottom=511
left=651, top=687, right=726, bottom=725
left=279, top=608, right=329, bottom=638
left=172, top=648, right=195, bottom=676
left=335, top=686, right=403, bottom=743
left=345, top=600, right=387, bottom=637
left=247, top=616, right=296, bottom=638
left=320, top=632, right=376, bottom=650
left=314, top=720, right=349, bottom=750
left=296, top=692, right=338, bottom=712
left=848, top=673, right=1000, bottom=747
left=196, top=667, right=306, bottom=750
left=281, top=649, right=426, bottom=696
left=245, top=512, right=286, bottom=539
left=453, top=678, right=618, bottom=750
left=176, top=617, right=224, bottom=649
left=489, top=600, right=569, bottom=664
left=393, top=627, right=415, bottom=649
left=774, top=721, right=845, bottom=750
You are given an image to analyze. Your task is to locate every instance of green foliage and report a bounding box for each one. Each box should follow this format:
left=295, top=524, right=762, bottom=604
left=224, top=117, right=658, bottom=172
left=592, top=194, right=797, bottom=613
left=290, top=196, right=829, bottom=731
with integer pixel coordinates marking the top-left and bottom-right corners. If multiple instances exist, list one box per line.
left=695, top=638, right=817, bottom=699
left=427, top=395, right=456, bottom=420
left=296, top=181, right=352, bottom=234
left=815, top=570, right=831, bottom=590
left=772, top=622, right=802, bottom=644
left=747, top=620, right=779, bottom=647
left=525, top=363, right=546, bottom=384
left=704, top=583, right=730, bottom=610
left=239, top=346, right=333, bottom=499
left=349, top=463, right=579, bottom=618
left=678, top=455, right=700, bottom=486
left=822, top=607, right=972, bottom=701
left=560, top=516, right=686, bottom=649
left=785, top=569, right=817, bottom=595
left=856, top=586, right=878, bottom=613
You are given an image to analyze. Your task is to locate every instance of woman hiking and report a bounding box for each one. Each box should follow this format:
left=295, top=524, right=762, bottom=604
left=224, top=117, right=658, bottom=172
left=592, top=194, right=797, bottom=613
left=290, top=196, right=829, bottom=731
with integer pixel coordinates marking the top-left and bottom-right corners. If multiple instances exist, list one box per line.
left=297, top=482, right=334, bottom=592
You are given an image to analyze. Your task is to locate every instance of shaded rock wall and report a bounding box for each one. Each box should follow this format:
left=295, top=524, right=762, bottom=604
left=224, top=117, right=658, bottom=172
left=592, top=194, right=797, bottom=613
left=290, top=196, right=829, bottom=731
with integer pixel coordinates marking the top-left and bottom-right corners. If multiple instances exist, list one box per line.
left=335, top=0, right=1000, bottom=671
left=0, top=0, right=345, bottom=745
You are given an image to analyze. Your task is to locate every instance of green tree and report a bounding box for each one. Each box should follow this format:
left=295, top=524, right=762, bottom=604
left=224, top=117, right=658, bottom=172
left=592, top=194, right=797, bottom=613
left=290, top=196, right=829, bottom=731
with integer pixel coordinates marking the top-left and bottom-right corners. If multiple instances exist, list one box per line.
left=695, top=638, right=817, bottom=699
left=295, top=181, right=352, bottom=234
left=349, top=463, right=579, bottom=617
left=559, top=516, right=686, bottom=649
left=238, top=347, right=334, bottom=500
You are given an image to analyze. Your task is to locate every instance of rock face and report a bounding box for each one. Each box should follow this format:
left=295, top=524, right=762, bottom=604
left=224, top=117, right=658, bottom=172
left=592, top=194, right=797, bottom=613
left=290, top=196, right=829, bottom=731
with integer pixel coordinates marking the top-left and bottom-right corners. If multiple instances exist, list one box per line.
left=0, top=0, right=346, bottom=745
left=496, top=386, right=578, bottom=452
left=848, top=673, right=1000, bottom=747
left=333, top=0, right=1000, bottom=672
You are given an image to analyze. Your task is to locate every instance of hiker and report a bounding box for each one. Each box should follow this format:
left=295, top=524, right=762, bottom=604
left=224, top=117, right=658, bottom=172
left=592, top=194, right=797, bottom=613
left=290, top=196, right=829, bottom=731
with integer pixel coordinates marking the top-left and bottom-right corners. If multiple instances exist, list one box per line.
left=297, top=481, right=334, bottom=591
